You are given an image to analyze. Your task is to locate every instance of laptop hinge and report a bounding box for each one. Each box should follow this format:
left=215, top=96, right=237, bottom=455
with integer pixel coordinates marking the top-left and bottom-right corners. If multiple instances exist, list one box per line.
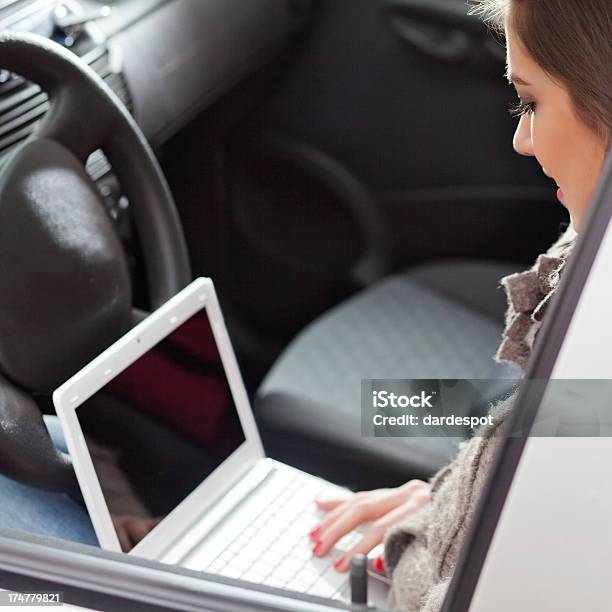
left=159, top=459, right=277, bottom=565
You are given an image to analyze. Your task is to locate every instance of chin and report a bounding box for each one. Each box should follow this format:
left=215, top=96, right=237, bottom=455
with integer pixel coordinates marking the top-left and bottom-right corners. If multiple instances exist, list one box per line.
left=569, top=209, right=585, bottom=234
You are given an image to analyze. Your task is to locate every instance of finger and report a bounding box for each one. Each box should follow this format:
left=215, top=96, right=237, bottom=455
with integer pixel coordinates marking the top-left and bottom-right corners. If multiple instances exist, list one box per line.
left=314, top=483, right=429, bottom=552
left=315, top=497, right=350, bottom=511
left=126, top=519, right=156, bottom=544
left=333, top=492, right=431, bottom=571
left=378, top=493, right=429, bottom=530
left=311, top=497, right=355, bottom=539
left=141, top=516, right=162, bottom=531
left=310, top=498, right=350, bottom=538
left=373, top=556, right=385, bottom=574
left=332, top=528, right=384, bottom=572
left=117, top=531, right=132, bottom=552
left=114, top=520, right=132, bottom=552
left=313, top=505, right=372, bottom=557
left=316, top=487, right=414, bottom=550
left=309, top=504, right=348, bottom=540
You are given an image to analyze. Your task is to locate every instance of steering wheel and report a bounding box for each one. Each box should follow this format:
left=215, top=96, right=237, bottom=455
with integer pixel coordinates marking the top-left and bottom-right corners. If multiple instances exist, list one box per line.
left=0, top=33, right=191, bottom=491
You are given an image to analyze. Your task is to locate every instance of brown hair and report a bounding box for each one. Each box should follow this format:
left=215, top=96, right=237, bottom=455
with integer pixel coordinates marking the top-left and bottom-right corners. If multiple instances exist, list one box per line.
left=470, top=0, right=612, bottom=143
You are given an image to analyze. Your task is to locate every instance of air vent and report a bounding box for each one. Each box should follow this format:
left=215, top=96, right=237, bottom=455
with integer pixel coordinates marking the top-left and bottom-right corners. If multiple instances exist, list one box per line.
left=0, top=45, right=132, bottom=180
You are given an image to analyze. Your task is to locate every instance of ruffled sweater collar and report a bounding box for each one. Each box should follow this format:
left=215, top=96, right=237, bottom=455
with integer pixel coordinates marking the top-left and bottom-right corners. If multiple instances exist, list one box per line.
left=495, top=225, right=577, bottom=371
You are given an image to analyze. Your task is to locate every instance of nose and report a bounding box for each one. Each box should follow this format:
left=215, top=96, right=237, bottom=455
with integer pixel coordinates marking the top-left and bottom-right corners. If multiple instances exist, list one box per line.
left=513, top=114, right=534, bottom=157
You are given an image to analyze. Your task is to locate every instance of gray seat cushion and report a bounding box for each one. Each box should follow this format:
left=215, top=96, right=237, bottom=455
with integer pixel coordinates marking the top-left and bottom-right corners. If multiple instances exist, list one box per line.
left=255, top=259, right=523, bottom=487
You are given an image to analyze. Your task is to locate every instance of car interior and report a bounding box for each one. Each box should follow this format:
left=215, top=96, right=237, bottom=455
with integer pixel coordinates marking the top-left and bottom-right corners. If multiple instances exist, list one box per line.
left=0, top=0, right=572, bottom=606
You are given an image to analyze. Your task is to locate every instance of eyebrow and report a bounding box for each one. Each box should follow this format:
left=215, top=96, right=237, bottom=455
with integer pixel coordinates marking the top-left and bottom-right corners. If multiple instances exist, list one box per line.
left=505, top=70, right=532, bottom=87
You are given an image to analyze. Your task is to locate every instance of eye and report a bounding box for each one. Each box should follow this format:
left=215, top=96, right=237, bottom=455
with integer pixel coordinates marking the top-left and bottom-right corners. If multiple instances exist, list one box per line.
left=509, top=100, right=536, bottom=117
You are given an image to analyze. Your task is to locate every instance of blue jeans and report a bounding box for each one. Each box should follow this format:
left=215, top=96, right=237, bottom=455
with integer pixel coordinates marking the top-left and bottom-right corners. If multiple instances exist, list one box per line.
left=0, top=415, right=99, bottom=546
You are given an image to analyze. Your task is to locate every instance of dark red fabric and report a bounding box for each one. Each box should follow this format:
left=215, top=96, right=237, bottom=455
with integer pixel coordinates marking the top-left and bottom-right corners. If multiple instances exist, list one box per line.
left=163, top=310, right=222, bottom=362
left=107, top=314, right=230, bottom=445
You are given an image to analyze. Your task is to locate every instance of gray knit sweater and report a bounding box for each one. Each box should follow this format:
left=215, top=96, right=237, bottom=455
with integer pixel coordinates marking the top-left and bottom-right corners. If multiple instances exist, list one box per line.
left=383, top=226, right=577, bottom=612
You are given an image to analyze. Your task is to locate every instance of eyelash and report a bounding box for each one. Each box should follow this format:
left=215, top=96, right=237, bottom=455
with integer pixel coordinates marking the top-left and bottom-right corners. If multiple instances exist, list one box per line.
left=509, top=100, right=536, bottom=117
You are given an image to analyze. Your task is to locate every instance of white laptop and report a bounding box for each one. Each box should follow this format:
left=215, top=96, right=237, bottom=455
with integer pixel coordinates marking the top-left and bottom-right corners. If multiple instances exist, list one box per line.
left=53, top=277, right=389, bottom=606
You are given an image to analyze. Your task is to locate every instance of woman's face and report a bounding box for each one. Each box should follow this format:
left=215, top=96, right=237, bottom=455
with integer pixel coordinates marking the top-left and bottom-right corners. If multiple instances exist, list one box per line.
left=505, top=24, right=607, bottom=232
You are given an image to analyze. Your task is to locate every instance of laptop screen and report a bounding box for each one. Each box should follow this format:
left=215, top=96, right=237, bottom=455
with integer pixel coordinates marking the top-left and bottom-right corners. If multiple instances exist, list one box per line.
left=75, top=308, right=246, bottom=552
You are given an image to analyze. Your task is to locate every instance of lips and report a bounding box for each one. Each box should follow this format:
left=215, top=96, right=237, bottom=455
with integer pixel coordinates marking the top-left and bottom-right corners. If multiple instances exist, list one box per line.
left=557, top=187, right=565, bottom=204
left=543, top=168, right=564, bottom=204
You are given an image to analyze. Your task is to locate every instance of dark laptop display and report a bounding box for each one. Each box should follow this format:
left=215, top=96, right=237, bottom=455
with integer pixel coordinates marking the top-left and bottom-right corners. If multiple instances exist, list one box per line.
left=76, top=308, right=245, bottom=552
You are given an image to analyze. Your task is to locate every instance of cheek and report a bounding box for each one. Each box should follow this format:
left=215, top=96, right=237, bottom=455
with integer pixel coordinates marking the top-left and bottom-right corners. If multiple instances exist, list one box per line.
left=530, top=111, right=569, bottom=177
left=557, top=118, right=605, bottom=203
left=532, top=106, right=606, bottom=227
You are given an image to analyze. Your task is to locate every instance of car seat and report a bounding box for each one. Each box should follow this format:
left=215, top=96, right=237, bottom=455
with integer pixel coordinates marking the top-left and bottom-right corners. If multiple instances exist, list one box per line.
left=254, top=258, right=522, bottom=489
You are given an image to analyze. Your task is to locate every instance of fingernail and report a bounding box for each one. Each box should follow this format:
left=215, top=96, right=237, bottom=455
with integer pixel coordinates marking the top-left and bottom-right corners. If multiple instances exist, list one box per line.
left=334, top=556, right=346, bottom=571
left=374, top=556, right=385, bottom=572
left=309, top=527, right=320, bottom=540
left=312, top=541, right=323, bottom=555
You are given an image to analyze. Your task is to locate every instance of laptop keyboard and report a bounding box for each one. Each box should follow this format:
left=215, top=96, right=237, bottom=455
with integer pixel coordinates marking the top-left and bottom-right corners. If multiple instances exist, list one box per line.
left=202, top=469, right=359, bottom=599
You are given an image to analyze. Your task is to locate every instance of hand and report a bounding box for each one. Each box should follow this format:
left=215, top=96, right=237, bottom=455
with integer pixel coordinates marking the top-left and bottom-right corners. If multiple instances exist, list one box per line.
left=310, top=480, right=430, bottom=572
left=112, top=514, right=163, bottom=552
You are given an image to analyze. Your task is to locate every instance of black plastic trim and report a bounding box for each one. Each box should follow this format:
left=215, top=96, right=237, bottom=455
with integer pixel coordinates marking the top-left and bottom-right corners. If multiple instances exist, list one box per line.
left=244, top=133, right=390, bottom=285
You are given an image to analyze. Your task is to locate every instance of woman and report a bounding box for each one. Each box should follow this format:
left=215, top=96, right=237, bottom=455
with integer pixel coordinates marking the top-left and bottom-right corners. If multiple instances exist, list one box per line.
left=310, top=1, right=612, bottom=610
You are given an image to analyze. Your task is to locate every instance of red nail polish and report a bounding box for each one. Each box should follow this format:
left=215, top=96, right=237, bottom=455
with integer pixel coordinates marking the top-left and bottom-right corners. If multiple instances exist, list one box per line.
left=309, top=527, right=320, bottom=540
left=374, top=556, right=385, bottom=572
left=312, top=542, right=322, bottom=555
left=334, top=556, right=345, bottom=570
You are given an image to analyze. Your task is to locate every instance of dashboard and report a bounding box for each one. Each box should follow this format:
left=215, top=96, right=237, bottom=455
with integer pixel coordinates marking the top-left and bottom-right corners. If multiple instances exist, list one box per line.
left=0, top=0, right=307, bottom=228
left=0, top=0, right=307, bottom=174
left=86, top=0, right=308, bottom=144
